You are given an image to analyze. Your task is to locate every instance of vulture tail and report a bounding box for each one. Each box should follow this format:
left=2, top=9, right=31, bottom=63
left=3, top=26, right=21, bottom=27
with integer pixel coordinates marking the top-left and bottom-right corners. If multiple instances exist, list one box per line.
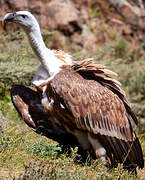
left=97, top=134, right=144, bottom=173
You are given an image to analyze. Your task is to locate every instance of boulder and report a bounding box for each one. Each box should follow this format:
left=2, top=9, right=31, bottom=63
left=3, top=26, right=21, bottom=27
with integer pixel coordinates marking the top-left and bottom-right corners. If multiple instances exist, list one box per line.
left=46, top=0, right=82, bottom=35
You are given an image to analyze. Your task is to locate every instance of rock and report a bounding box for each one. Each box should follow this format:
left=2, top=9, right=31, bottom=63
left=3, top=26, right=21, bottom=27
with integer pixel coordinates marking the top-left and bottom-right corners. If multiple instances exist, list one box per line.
left=28, top=1, right=48, bottom=27
left=46, top=0, right=82, bottom=35
left=72, top=24, right=97, bottom=53
left=122, top=25, right=132, bottom=36
left=5, top=0, right=28, bottom=10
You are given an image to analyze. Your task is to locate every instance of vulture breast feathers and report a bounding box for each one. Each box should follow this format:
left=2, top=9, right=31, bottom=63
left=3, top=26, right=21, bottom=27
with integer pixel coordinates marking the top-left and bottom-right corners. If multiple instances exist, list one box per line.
left=44, top=60, right=144, bottom=171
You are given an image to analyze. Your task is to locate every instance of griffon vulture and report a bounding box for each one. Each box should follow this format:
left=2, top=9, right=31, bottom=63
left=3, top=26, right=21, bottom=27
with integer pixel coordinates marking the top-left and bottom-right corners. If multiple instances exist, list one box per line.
left=3, top=11, right=144, bottom=173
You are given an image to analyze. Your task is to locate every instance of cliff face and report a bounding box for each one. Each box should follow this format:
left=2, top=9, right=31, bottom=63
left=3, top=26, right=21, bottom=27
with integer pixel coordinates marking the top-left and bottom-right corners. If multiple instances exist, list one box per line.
left=0, top=0, right=145, bottom=53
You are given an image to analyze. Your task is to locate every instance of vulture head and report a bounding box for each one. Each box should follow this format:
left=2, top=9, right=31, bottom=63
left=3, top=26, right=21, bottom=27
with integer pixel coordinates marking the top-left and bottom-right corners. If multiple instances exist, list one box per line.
left=3, top=11, right=39, bottom=32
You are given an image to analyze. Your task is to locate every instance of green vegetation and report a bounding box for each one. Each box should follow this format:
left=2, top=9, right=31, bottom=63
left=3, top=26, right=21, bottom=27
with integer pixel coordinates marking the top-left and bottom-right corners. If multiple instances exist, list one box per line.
left=26, top=140, right=61, bottom=158
left=0, top=28, right=145, bottom=179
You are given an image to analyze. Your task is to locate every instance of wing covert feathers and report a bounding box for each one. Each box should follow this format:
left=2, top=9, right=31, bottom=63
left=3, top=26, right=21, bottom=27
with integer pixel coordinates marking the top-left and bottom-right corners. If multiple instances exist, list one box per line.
left=72, top=60, right=138, bottom=125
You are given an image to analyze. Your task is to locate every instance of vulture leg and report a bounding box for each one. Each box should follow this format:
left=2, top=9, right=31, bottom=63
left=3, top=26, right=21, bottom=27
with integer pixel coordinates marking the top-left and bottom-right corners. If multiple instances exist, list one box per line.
left=88, top=133, right=107, bottom=161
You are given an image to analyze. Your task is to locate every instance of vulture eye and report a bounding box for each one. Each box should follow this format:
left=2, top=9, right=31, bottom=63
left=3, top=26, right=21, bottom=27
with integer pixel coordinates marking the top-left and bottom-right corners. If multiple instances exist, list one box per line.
left=21, top=15, right=27, bottom=19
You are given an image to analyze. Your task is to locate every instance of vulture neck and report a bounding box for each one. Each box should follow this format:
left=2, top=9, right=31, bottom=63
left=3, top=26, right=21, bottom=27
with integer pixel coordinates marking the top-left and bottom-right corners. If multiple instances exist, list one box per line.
left=26, top=26, right=55, bottom=76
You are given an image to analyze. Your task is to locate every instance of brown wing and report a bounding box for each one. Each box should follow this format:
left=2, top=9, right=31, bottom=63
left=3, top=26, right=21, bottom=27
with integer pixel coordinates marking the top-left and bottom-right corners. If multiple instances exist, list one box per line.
left=49, top=63, right=144, bottom=170
left=50, top=65, right=134, bottom=142
left=10, top=85, right=80, bottom=147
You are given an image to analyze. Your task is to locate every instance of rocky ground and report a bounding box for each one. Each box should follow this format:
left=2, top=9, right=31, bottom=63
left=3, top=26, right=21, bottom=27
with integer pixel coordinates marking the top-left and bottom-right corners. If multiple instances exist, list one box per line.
left=1, top=0, right=145, bottom=54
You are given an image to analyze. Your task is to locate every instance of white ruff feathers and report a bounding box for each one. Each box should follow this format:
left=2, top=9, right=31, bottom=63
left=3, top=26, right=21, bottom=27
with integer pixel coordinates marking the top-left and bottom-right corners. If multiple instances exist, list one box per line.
left=27, top=25, right=72, bottom=86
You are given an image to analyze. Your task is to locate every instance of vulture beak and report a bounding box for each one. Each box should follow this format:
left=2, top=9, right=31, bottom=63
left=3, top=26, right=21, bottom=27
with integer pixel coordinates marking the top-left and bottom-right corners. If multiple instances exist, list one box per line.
left=2, top=12, right=16, bottom=30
